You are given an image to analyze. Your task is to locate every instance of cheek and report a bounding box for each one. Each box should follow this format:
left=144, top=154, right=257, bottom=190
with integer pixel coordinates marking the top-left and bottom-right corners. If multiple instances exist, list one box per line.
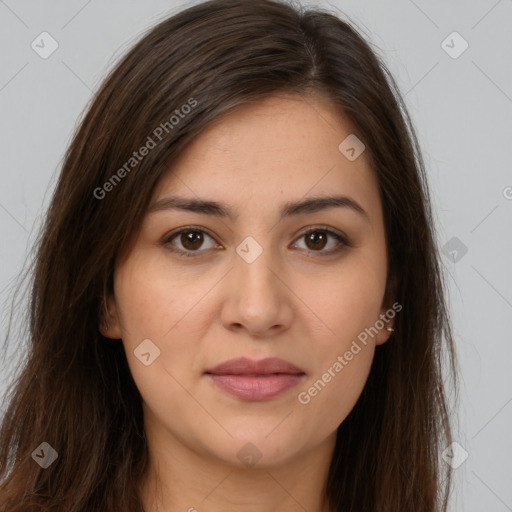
left=296, top=343, right=374, bottom=436
left=113, top=251, right=212, bottom=341
left=302, top=254, right=387, bottom=345
left=294, top=251, right=385, bottom=423
left=113, top=254, right=213, bottom=394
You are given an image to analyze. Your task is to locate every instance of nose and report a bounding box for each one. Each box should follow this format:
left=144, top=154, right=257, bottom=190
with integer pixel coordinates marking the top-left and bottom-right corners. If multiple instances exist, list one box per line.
left=220, top=238, right=292, bottom=338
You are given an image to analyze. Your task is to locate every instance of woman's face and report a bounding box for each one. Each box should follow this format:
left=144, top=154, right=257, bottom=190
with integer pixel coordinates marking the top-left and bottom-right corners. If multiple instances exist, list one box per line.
left=105, top=93, right=394, bottom=469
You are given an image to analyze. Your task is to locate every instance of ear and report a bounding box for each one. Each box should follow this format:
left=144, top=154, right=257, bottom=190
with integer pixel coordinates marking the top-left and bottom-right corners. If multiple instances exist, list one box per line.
left=375, top=270, right=398, bottom=346
left=374, top=306, right=395, bottom=346
left=99, top=294, right=123, bottom=339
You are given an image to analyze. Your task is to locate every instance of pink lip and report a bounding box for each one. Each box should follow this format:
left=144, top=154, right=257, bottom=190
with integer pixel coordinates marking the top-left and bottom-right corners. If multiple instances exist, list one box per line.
left=205, top=357, right=306, bottom=401
left=206, top=356, right=304, bottom=375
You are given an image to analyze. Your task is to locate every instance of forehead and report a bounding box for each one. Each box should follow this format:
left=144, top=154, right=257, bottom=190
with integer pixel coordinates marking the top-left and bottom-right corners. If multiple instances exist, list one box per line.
left=152, top=93, right=381, bottom=223
left=173, top=92, right=360, bottom=166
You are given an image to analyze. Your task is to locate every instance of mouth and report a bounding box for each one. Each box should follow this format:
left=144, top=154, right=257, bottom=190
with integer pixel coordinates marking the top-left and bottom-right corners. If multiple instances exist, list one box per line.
left=204, top=357, right=306, bottom=401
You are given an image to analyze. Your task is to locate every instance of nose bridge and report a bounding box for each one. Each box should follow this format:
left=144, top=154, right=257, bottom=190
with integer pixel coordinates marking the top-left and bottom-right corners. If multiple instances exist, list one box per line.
left=225, top=234, right=287, bottom=333
left=234, top=233, right=279, bottom=300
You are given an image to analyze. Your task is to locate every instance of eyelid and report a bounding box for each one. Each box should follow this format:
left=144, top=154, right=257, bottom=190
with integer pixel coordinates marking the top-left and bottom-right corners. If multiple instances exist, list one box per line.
left=292, top=225, right=351, bottom=252
left=161, top=224, right=351, bottom=258
left=161, top=225, right=218, bottom=257
left=299, top=225, right=350, bottom=244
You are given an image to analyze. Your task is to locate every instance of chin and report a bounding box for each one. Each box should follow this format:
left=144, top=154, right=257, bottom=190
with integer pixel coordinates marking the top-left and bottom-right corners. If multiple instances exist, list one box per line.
left=207, top=428, right=305, bottom=470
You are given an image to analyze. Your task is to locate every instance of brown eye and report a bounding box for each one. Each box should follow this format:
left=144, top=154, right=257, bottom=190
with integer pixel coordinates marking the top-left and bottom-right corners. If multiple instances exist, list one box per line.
left=180, top=230, right=205, bottom=250
left=304, top=231, right=328, bottom=251
left=293, top=227, right=349, bottom=255
left=163, top=227, right=217, bottom=257
left=163, top=225, right=350, bottom=259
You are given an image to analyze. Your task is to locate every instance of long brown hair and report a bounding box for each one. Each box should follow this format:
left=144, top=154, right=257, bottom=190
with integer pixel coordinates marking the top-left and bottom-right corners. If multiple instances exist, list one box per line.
left=0, top=0, right=458, bottom=510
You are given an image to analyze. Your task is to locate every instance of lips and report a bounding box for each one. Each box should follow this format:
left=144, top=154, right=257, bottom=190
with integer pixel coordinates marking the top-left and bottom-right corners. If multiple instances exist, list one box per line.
left=205, top=357, right=305, bottom=376
left=205, top=357, right=305, bottom=401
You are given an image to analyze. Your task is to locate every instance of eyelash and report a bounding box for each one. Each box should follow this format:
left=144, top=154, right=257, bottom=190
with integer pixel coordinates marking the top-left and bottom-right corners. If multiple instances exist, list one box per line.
left=161, top=225, right=351, bottom=259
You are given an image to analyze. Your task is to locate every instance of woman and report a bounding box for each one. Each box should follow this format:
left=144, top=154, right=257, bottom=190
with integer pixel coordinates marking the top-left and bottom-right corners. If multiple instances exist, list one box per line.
left=0, top=0, right=458, bottom=510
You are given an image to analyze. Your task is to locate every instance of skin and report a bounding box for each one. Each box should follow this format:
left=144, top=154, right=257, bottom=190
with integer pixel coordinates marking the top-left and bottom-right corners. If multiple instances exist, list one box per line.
left=102, top=92, right=395, bottom=512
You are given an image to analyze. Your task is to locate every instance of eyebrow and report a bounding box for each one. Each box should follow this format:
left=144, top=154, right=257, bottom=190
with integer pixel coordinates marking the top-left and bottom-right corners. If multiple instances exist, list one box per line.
left=148, top=194, right=370, bottom=223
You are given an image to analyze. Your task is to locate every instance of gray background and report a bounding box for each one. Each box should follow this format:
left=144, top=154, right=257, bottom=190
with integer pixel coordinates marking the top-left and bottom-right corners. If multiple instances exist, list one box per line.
left=1, top=0, right=511, bottom=510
